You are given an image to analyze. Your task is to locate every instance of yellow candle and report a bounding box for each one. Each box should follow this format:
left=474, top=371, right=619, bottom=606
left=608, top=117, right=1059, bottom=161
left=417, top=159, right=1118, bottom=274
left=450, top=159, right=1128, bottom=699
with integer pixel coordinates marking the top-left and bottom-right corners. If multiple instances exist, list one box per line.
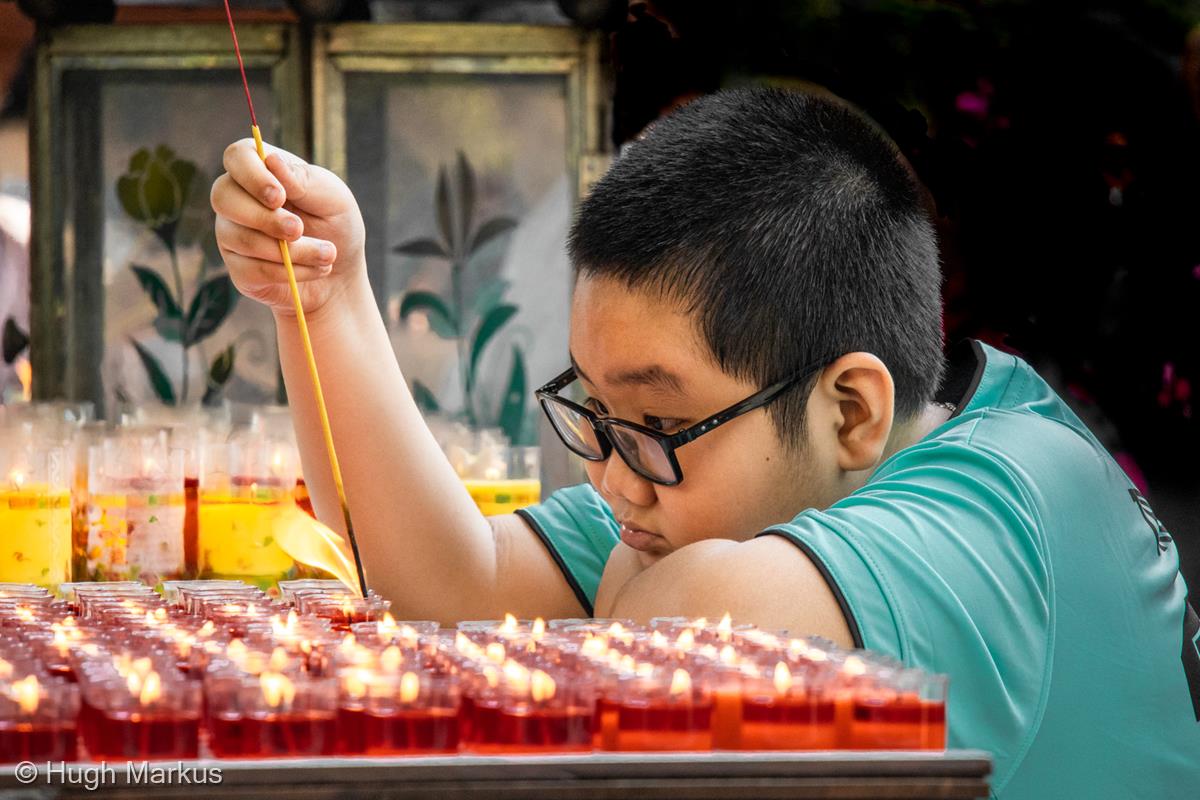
left=461, top=478, right=541, bottom=517
left=0, top=484, right=71, bottom=588
left=198, top=483, right=296, bottom=585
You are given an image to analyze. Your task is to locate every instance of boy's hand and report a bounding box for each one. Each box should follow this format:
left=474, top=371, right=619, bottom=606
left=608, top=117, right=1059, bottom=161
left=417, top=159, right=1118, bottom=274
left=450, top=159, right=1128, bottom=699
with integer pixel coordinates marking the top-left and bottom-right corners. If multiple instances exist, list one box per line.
left=211, top=139, right=366, bottom=316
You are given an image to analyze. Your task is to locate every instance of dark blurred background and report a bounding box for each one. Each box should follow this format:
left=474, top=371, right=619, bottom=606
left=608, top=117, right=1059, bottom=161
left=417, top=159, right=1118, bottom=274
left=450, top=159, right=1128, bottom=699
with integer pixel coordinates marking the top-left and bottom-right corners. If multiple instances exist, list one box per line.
left=3, top=0, right=1198, bottom=592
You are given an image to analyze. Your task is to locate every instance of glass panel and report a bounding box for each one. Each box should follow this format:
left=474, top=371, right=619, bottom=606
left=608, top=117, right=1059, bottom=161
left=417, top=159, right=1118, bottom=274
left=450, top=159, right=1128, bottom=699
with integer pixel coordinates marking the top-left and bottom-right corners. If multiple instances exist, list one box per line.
left=59, top=69, right=280, bottom=417
left=344, top=71, right=574, bottom=485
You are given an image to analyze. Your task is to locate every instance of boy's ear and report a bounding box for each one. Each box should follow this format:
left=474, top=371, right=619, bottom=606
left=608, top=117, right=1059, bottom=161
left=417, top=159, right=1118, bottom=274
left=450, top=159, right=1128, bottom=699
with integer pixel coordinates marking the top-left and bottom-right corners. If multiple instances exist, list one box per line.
left=814, top=352, right=896, bottom=473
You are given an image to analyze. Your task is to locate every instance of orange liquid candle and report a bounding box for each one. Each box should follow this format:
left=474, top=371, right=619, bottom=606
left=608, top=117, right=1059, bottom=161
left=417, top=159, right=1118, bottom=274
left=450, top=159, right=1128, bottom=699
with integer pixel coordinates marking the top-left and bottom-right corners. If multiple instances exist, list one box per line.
left=0, top=721, right=78, bottom=762
left=850, top=694, right=945, bottom=750
left=740, top=694, right=837, bottom=750
left=364, top=708, right=460, bottom=755
left=614, top=700, right=713, bottom=751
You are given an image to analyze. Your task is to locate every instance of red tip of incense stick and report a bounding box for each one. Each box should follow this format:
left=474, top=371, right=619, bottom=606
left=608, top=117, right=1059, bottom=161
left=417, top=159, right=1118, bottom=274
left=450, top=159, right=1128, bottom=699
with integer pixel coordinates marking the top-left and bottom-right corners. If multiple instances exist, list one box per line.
left=222, top=0, right=258, bottom=129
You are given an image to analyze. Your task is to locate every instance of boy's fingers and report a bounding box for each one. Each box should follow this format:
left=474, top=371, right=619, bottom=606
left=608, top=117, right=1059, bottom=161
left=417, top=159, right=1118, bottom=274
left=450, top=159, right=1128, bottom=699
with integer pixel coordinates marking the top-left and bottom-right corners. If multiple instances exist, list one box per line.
left=220, top=250, right=333, bottom=287
left=264, top=152, right=310, bottom=201
left=212, top=174, right=305, bottom=241
left=265, top=151, right=354, bottom=218
left=223, top=138, right=285, bottom=209
left=216, top=217, right=335, bottom=267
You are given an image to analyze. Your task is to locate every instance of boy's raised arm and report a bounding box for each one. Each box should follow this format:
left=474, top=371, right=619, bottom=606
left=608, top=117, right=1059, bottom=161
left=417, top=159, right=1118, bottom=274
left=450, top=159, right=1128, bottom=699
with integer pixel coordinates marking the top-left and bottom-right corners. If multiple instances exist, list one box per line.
left=213, top=139, right=585, bottom=623
left=606, top=537, right=856, bottom=647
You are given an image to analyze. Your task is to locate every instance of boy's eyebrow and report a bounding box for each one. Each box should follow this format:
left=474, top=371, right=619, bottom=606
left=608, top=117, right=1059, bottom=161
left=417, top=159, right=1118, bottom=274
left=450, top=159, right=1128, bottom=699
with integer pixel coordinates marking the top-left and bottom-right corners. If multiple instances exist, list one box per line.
left=570, top=353, right=686, bottom=396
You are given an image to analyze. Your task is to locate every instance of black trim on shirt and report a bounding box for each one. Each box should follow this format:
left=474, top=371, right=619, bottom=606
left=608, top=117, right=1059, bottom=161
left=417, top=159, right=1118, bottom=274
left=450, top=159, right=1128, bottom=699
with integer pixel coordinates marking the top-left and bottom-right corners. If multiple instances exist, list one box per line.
left=757, top=528, right=866, bottom=649
left=936, top=339, right=987, bottom=420
left=514, top=508, right=595, bottom=617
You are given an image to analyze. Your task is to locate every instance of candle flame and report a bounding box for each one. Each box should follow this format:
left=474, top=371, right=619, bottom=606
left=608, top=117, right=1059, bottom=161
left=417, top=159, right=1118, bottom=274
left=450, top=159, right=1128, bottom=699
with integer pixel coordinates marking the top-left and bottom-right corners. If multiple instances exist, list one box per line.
left=774, top=661, right=793, bottom=695
left=669, top=668, right=692, bottom=697
left=635, top=661, right=655, bottom=678
left=139, top=671, right=163, bottom=705
left=379, top=612, right=397, bottom=634
left=531, top=617, right=546, bottom=639
left=9, top=469, right=25, bottom=489
left=343, top=669, right=369, bottom=699
left=227, top=638, right=248, bottom=666
left=607, top=621, right=625, bottom=635
left=650, top=631, right=668, bottom=649
left=485, top=642, right=506, bottom=664
left=380, top=645, right=403, bottom=672
left=483, top=665, right=500, bottom=689
left=269, top=647, right=289, bottom=672
left=842, top=655, right=867, bottom=677
left=399, top=671, right=420, bottom=704
left=530, top=669, right=557, bottom=702
left=198, top=620, right=216, bottom=637
left=675, top=628, right=695, bottom=651
left=717, top=612, right=733, bottom=642
left=581, top=636, right=607, bottom=659
left=502, top=659, right=529, bottom=690
left=788, top=638, right=809, bottom=658
left=501, top=613, right=519, bottom=633
left=10, top=675, right=40, bottom=714
left=260, top=671, right=295, bottom=709
left=0, top=658, right=11, bottom=679
left=341, top=599, right=355, bottom=618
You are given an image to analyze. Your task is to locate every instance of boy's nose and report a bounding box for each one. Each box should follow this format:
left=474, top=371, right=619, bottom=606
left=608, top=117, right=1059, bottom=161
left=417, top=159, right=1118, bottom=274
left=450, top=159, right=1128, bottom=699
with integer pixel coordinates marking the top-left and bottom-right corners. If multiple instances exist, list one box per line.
left=598, top=449, right=657, bottom=508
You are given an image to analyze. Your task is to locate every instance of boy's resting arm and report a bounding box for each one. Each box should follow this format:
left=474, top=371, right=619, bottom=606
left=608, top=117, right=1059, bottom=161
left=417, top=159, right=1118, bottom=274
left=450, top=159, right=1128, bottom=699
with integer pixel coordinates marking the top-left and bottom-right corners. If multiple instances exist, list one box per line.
left=276, top=271, right=584, bottom=623
left=607, top=536, right=856, bottom=647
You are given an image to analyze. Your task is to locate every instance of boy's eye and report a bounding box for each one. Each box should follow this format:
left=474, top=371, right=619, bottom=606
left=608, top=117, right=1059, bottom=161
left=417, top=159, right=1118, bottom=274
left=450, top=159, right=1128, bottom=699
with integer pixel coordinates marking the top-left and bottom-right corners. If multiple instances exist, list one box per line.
left=644, top=415, right=684, bottom=433
left=584, top=397, right=609, bottom=416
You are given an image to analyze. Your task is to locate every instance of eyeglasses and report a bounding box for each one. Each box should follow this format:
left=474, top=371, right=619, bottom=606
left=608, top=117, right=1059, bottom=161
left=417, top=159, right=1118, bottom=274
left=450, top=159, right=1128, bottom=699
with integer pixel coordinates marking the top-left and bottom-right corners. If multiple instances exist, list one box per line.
left=535, top=361, right=826, bottom=486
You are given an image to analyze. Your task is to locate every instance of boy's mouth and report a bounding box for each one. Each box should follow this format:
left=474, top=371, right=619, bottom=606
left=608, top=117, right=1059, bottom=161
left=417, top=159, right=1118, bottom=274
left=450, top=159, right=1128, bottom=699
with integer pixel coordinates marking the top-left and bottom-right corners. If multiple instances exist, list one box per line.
left=619, top=522, right=666, bottom=553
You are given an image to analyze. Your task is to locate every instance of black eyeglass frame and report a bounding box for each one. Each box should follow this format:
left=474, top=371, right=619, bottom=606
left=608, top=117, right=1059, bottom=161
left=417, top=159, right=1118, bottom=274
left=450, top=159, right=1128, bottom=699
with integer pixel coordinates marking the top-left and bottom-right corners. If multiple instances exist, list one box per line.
left=535, top=360, right=827, bottom=486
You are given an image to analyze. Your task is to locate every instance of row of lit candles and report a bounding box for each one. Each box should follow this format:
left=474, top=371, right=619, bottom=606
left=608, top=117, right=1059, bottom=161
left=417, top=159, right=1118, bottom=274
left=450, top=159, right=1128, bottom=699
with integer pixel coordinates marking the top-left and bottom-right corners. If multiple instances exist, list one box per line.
left=0, top=579, right=947, bottom=763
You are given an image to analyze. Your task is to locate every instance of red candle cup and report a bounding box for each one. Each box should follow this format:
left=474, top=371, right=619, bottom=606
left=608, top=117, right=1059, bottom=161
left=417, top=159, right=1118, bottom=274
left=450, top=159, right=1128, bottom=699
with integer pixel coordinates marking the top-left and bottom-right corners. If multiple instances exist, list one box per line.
left=207, top=672, right=337, bottom=758
left=0, top=675, right=79, bottom=763
left=739, top=662, right=837, bottom=750
left=609, top=668, right=713, bottom=752
left=81, top=672, right=200, bottom=760
left=849, top=669, right=947, bottom=750
left=466, top=667, right=592, bottom=754
left=339, top=671, right=461, bottom=756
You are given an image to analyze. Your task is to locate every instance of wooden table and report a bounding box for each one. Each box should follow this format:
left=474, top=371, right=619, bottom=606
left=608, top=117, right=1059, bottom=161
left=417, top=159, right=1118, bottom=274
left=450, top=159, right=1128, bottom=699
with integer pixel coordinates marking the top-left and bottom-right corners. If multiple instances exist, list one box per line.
left=2, top=751, right=991, bottom=799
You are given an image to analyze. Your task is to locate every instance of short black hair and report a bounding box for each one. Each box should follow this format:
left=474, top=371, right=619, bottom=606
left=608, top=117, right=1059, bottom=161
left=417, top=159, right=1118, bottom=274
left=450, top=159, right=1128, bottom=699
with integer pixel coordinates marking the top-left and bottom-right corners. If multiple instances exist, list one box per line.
left=569, top=87, right=944, bottom=448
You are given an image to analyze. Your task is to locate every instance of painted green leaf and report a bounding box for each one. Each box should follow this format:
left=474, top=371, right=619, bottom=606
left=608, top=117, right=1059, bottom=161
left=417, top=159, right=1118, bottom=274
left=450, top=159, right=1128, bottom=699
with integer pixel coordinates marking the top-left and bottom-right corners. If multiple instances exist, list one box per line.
left=399, top=291, right=458, bottom=338
left=435, top=165, right=455, bottom=255
left=411, top=379, right=440, bottom=414
left=456, top=151, right=475, bottom=250
left=468, top=304, right=518, bottom=391
left=129, top=338, right=176, bottom=405
left=471, top=278, right=511, bottom=321
left=130, top=265, right=184, bottom=341
left=467, top=217, right=517, bottom=257
left=129, top=148, right=151, bottom=172
left=2, top=317, right=29, bottom=364
left=207, top=344, right=236, bottom=391
left=142, top=156, right=179, bottom=226
left=392, top=237, right=449, bottom=259
left=185, top=274, right=238, bottom=346
left=116, top=172, right=147, bottom=223
left=498, top=346, right=527, bottom=445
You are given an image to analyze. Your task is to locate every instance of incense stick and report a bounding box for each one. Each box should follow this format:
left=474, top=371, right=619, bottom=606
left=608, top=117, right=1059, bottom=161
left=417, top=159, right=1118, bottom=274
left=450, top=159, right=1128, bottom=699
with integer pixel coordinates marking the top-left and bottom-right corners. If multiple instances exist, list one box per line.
left=222, top=1, right=368, bottom=598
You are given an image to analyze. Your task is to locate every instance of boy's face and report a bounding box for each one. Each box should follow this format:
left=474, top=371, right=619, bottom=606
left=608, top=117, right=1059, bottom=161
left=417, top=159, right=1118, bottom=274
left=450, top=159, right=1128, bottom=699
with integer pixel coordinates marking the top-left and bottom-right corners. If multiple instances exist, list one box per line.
left=569, top=275, right=823, bottom=566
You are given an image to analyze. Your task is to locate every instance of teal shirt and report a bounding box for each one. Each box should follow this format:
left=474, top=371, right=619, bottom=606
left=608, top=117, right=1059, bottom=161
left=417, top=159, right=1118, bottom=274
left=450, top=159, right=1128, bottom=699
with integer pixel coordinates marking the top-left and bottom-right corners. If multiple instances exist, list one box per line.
left=519, top=341, right=1200, bottom=798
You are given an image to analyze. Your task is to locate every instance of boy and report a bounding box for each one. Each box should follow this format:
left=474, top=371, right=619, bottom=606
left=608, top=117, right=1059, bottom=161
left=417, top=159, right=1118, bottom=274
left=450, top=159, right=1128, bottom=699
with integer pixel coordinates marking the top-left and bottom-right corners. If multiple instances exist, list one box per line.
left=212, top=88, right=1199, bottom=797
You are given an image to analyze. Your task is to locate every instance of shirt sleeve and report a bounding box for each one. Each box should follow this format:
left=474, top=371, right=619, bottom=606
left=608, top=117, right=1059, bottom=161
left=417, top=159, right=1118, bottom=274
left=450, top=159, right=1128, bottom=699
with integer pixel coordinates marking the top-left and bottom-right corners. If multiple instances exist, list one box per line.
left=760, top=426, right=1051, bottom=774
left=515, top=484, right=620, bottom=615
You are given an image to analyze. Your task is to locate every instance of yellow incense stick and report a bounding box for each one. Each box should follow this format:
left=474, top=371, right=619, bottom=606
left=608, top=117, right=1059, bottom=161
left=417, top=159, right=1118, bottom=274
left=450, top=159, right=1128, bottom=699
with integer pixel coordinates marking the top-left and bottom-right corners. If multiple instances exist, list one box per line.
left=224, top=1, right=366, bottom=597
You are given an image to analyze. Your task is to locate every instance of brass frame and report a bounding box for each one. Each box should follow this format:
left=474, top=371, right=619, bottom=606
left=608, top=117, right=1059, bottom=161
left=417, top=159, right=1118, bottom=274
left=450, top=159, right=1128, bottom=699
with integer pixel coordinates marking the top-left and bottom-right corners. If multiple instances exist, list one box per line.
left=30, top=24, right=304, bottom=406
left=311, top=23, right=606, bottom=196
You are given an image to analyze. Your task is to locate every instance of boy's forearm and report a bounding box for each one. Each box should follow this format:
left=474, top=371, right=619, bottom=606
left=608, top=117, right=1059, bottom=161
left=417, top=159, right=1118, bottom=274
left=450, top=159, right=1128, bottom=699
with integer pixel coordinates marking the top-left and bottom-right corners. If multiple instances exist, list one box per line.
left=272, top=269, right=499, bottom=620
